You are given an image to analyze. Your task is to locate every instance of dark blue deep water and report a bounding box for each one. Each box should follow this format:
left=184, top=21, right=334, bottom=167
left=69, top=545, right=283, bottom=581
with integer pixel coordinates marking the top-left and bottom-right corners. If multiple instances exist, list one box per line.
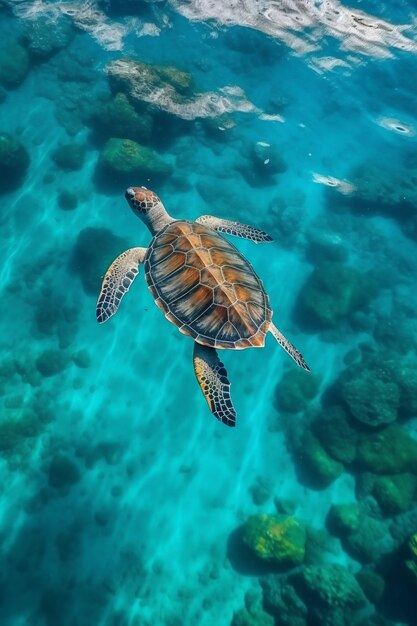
left=1, top=1, right=417, bottom=625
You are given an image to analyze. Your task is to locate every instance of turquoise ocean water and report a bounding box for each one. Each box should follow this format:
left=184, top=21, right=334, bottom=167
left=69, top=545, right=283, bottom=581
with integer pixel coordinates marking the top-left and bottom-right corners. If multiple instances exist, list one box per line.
left=1, top=1, right=417, bottom=625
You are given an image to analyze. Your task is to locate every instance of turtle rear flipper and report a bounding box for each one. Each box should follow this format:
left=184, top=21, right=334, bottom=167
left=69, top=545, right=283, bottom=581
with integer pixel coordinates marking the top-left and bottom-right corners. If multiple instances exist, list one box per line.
left=269, top=322, right=310, bottom=371
left=193, top=342, right=236, bottom=427
left=96, top=247, right=147, bottom=323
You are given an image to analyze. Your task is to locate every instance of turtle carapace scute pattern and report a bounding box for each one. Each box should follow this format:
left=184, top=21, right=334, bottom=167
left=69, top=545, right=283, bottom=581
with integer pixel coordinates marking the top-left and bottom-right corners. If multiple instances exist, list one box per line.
left=145, top=220, right=272, bottom=350
left=97, top=187, right=310, bottom=427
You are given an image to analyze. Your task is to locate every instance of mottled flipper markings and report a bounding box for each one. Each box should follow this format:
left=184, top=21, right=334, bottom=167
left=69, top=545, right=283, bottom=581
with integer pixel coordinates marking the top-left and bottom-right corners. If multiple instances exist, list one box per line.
left=196, top=215, right=273, bottom=244
left=96, top=247, right=147, bottom=323
left=193, top=342, right=236, bottom=427
left=269, top=322, right=310, bottom=371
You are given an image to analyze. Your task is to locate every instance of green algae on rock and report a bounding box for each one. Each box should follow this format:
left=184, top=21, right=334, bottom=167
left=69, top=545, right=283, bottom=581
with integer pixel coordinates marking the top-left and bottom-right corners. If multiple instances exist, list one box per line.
left=356, top=425, right=417, bottom=475
left=312, top=406, right=358, bottom=464
left=372, top=473, right=417, bottom=516
left=92, top=92, right=153, bottom=143
left=327, top=503, right=361, bottom=536
left=242, top=514, right=306, bottom=566
left=298, top=431, right=344, bottom=488
left=99, top=137, right=172, bottom=180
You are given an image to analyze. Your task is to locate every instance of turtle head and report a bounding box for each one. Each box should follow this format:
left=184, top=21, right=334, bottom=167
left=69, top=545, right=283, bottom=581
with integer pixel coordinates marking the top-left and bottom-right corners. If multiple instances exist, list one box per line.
left=125, top=186, right=172, bottom=235
left=125, top=187, right=161, bottom=216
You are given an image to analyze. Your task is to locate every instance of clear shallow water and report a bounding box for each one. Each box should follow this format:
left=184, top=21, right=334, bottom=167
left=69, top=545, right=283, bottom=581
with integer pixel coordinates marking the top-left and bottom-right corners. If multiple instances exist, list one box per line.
left=0, top=1, right=417, bottom=625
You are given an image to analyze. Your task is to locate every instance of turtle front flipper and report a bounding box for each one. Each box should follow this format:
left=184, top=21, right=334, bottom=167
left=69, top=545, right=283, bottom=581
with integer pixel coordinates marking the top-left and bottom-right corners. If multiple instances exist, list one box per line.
left=193, top=342, right=237, bottom=427
left=196, top=215, right=273, bottom=244
left=96, top=247, right=147, bottom=323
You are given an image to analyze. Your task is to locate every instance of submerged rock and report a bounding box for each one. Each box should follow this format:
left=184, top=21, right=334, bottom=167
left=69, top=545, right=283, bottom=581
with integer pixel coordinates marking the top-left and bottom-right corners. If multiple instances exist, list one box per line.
left=52, top=143, right=86, bottom=171
left=57, top=190, right=78, bottom=211
left=405, top=533, right=417, bottom=586
left=343, top=162, right=417, bottom=222
left=106, top=58, right=257, bottom=120
left=48, top=454, right=81, bottom=489
left=231, top=607, right=274, bottom=626
left=21, top=15, right=74, bottom=60
left=91, top=92, right=152, bottom=142
left=99, top=137, right=172, bottom=181
left=355, top=568, right=385, bottom=604
left=239, top=141, right=287, bottom=186
left=0, top=42, right=30, bottom=89
left=261, top=575, right=308, bottom=626
left=70, top=227, right=129, bottom=295
left=312, top=406, right=358, bottom=464
left=0, top=132, right=30, bottom=192
left=297, top=431, right=344, bottom=488
left=36, top=349, right=69, bottom=377
left=372, top=473, right=417, bottom=516
left=341, top=370, right=399, bottom=428
left=355, top=425, right=417, bottom=475
left=242, top=513, right=306, bottom=566
left=294, top=261, right=377, bottom=330
left=345, top=516, right=394, bottom=563
left=294, top=564, right=367, bottom=624
left=327, top=503, right=361, bottom=537
left=275, top=369, right=320, bottom=413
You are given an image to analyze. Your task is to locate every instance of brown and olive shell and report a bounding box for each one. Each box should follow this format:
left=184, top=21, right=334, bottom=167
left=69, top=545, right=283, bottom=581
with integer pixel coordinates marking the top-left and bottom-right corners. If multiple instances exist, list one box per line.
left=144, top=220, right=272, bottom=349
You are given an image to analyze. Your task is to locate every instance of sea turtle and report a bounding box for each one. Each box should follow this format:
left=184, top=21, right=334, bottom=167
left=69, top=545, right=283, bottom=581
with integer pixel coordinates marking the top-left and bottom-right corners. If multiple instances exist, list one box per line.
left=97, top=187, right=309, bottom=426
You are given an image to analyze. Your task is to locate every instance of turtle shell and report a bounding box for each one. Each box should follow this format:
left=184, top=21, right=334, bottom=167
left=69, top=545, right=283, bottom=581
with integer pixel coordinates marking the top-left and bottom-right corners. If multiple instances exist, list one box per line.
left=144, top=220, right=272, bottom=349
